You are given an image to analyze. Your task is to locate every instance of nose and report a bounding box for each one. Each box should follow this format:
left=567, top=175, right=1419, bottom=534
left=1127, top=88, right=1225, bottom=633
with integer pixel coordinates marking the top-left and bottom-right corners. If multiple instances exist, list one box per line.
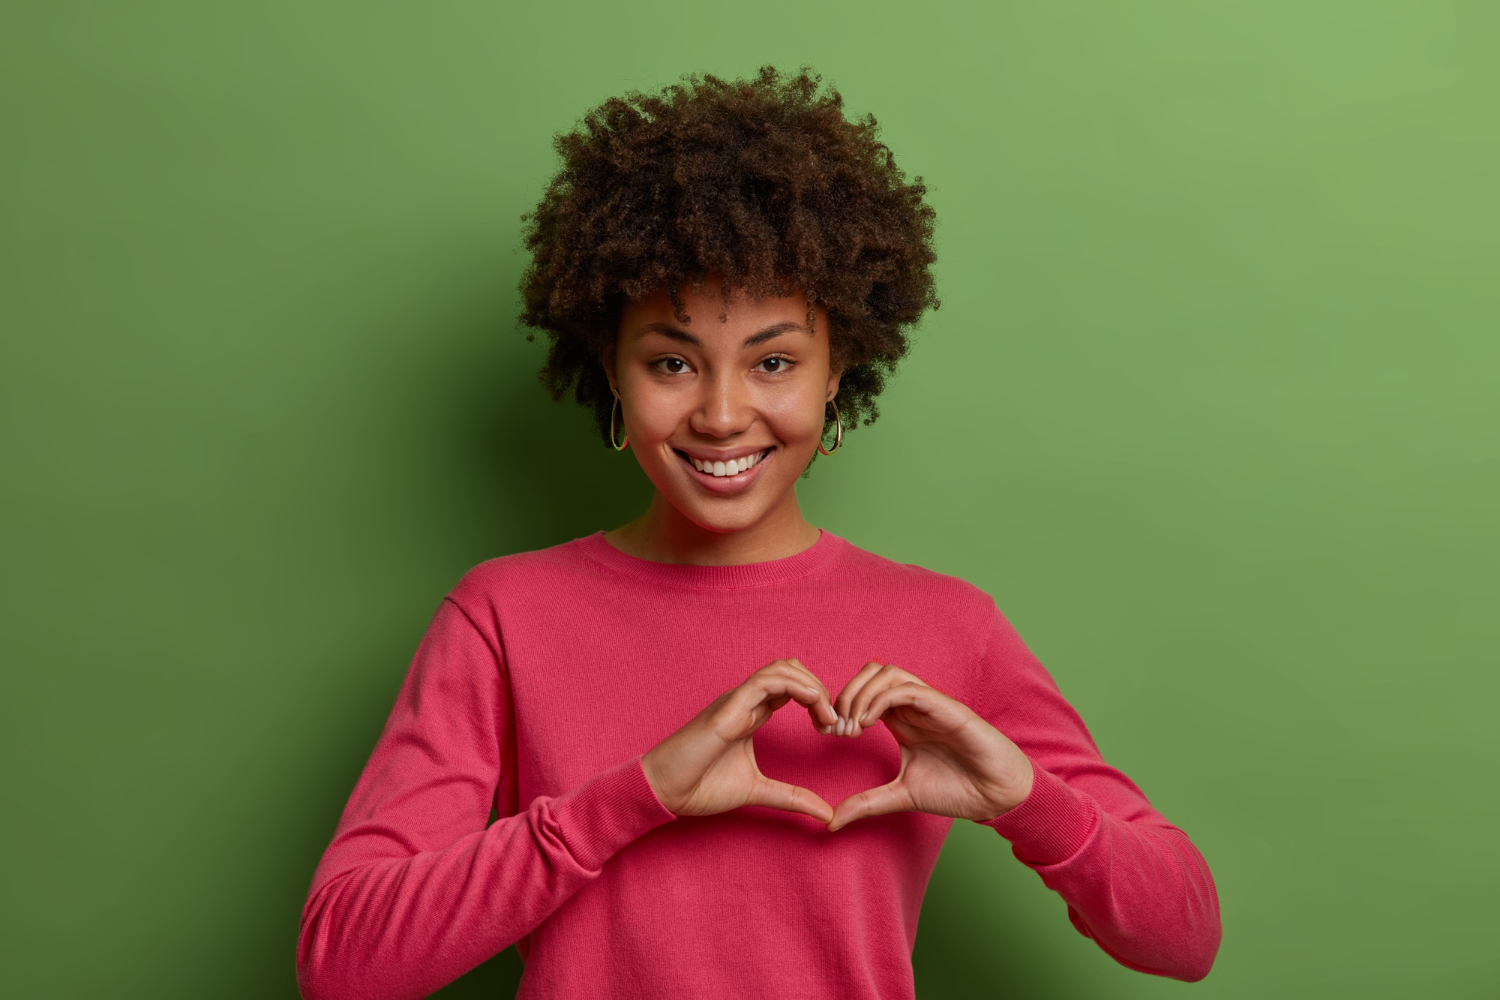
left=689, top=368, right=753, bottom=439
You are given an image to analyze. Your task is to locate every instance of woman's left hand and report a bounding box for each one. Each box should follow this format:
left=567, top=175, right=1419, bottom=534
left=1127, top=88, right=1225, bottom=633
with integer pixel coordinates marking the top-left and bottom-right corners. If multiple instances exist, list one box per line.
left=826, top=663, right=1035, bottom=832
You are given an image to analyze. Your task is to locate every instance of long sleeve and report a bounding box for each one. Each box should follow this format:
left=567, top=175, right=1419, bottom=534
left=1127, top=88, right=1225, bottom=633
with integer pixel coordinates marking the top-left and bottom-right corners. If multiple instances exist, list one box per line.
left=296, top=598, right=676, bottom=1000
left=972, top=608, right=1222, bottom=981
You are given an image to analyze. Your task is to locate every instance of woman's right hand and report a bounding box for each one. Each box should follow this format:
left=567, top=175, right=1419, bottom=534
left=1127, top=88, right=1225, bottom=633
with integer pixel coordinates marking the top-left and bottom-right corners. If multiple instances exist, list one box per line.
left=641, top=659, right=839, bottom=823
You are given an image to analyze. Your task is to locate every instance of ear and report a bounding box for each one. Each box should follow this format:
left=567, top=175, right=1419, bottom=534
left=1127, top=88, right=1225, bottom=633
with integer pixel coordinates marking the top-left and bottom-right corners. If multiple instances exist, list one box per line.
left=603, top=345, right=620, bottom=398
left=825, top=365, right=843, bottom=404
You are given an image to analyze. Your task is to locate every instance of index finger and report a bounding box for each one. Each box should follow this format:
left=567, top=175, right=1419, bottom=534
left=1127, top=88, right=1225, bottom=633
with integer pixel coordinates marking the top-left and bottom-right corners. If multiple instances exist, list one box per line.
left=781, top=658, right=841, bottom=729
left=833, top=661, right=886, bottom=727
left=741, top=660, right=836, bottom=728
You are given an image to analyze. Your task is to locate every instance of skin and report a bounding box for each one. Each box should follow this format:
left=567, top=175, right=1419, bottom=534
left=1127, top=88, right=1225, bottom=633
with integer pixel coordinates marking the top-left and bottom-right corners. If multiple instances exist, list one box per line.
left=603, top=282, right=832, bottom=566
left=605, top=281, right=1034, bottom=829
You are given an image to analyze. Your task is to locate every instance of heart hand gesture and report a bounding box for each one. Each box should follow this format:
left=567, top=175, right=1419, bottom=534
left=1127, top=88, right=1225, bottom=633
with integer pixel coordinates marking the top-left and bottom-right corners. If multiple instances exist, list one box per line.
left=825, top=663, right=1035, bottom=832
left=641, top=659, right=840, bottom=823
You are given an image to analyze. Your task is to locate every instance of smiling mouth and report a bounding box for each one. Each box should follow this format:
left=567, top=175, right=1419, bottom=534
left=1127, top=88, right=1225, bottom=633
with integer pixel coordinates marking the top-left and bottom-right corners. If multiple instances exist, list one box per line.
left=674, top=448, right=773, bottom=478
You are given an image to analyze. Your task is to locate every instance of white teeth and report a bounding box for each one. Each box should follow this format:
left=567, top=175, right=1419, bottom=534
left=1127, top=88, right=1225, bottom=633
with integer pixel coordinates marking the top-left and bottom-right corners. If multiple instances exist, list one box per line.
left=687, top=451, right=767, bottom=475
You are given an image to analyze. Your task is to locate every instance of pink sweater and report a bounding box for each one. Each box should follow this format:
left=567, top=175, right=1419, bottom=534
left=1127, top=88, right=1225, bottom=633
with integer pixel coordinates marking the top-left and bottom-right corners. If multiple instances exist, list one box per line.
left=298, top=532, right=1220, bottom=999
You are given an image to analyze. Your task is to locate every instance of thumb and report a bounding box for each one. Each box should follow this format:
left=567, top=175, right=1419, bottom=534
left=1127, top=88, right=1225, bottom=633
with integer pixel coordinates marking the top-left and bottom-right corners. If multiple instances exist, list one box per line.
left=828, top=778, right=914, bottom=832
left=746, top=775, right=834, bottom=824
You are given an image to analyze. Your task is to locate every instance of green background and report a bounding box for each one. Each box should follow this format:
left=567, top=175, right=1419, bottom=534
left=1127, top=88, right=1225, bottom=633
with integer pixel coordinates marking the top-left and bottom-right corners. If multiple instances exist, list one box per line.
left=2, top=1, right=1495, bottom=996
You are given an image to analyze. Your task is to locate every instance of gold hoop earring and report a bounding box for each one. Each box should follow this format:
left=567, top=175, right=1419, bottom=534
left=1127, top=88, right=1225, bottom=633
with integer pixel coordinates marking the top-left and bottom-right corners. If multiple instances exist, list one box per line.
left=818, top=400, right=843, bottom=456
left=609, top=394, right=629, bottom=451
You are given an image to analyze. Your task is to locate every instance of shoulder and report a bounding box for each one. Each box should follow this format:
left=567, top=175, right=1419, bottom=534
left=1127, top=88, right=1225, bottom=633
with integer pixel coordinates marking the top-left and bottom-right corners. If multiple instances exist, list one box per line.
left=829, top=537, right=999, bottom=622
left=445, top=535, right=600, bottom=616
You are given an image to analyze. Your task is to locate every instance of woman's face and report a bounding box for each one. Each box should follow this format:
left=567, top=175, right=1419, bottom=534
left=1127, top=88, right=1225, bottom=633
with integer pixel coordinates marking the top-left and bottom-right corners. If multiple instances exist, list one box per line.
left=609, top=283, right=839, bottom=535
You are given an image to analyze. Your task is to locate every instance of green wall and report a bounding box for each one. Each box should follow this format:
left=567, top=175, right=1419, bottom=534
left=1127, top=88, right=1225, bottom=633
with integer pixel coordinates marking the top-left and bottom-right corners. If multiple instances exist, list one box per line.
left=2, top=2, right=1495, bottom=996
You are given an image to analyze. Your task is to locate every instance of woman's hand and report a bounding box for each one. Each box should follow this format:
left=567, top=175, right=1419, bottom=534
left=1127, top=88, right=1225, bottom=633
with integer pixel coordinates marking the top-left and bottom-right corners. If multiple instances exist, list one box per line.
left=642, top=658, right=840, bottom=823
left=826, top=663, right=1035, bottom=832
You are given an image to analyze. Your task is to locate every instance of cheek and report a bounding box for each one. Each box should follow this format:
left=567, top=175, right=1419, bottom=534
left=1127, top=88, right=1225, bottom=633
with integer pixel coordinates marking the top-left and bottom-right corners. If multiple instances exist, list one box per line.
left=760, top=387, right=829, bottom=445
left=622, top=385, right=687, bottom=444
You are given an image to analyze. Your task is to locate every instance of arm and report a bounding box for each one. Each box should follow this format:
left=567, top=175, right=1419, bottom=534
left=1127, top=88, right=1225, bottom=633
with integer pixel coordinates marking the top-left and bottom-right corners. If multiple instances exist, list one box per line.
left=972, top=610, right=1221, bottom=981
left=298, top=601, right=840, bottom=1000
left=826, top=610, right=1221, bottom=982
left=296, top=599, right=676, bottom=1000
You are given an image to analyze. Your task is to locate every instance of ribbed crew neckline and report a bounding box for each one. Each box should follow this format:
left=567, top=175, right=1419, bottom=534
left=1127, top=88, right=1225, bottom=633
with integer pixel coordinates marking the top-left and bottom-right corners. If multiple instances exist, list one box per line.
left=573, top=529, right=846, bottom=590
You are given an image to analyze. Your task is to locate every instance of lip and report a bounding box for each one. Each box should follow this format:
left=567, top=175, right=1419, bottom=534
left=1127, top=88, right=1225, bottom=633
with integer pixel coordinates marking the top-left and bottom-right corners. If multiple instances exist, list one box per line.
left=674, top=446, right=774, bottom=494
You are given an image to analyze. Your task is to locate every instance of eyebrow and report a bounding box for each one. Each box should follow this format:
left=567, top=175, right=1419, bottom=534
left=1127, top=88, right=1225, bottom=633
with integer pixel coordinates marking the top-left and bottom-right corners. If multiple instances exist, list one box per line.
left=636, top=321, right=806, bottom=348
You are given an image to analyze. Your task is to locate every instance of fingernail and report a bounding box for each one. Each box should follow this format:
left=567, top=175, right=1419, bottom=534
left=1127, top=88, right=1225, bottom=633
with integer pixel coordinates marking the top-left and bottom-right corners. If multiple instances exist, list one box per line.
left=836, top=717, right=847, bottom=736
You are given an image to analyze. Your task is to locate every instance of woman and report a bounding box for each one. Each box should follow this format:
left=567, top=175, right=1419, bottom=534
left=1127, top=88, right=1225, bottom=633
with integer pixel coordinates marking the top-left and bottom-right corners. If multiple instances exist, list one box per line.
left=298, top=68, right=1221, bottom=1000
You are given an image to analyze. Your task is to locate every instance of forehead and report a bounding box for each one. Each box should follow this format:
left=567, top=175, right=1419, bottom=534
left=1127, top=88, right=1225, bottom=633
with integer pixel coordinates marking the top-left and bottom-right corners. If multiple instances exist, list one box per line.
left=620, top=284, right=817, bottom=339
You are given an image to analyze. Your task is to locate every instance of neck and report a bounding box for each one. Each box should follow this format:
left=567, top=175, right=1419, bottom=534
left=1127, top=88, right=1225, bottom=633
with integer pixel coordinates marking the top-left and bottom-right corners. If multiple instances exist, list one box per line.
left=605, top=490, right=821, bottom=566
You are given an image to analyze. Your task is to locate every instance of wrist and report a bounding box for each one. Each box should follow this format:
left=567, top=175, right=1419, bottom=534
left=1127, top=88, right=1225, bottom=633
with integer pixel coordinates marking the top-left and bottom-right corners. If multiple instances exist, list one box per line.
left=980, top=764, right=1097, bottom=866
left=974, top=752, right=1035, bottom=822
left=640, top=741, right=697, bottom=816
left=639, top=745, right=673, bottom=813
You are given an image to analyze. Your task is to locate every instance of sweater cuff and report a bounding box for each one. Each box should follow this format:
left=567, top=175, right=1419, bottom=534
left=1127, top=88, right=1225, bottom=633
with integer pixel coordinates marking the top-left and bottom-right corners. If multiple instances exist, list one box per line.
left=551, top=756, right=677, bottom=872
left=981, top=764, right=1098, bottom=866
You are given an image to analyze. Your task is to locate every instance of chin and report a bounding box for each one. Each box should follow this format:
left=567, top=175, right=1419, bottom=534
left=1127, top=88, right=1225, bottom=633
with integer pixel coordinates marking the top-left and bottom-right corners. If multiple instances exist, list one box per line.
left=674, top=496, right=774, bottom=535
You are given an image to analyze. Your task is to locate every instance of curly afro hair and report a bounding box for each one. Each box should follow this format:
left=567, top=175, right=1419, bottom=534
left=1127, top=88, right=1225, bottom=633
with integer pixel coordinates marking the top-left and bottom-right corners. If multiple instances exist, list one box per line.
left=518, top=66, right=939, bottom=445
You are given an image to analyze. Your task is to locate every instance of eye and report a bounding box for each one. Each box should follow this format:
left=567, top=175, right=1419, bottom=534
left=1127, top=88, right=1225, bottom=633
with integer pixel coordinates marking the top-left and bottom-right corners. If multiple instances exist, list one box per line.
left=755, top=355, right=794, bottom=374
left=653, top=357, right=690, bottom=375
